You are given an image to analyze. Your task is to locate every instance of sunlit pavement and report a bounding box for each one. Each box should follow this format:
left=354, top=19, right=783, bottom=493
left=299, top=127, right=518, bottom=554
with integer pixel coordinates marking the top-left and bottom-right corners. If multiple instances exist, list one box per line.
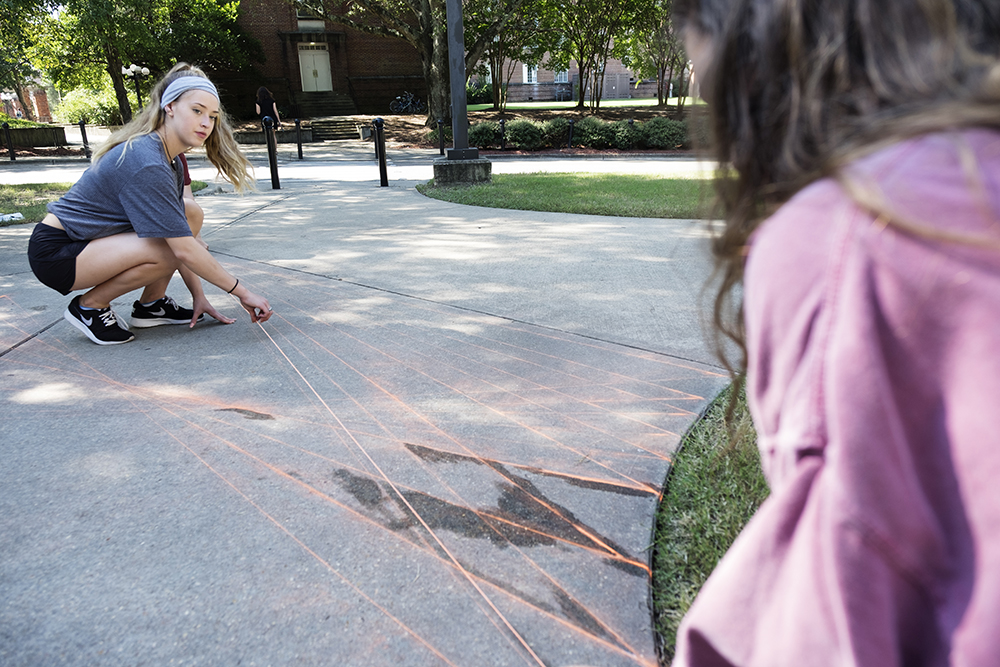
left=0, top=143, right=726, bottom=666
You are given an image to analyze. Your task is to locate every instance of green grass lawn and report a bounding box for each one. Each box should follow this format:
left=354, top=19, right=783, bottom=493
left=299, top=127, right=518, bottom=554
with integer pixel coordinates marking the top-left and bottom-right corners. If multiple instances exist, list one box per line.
left=1, top=180, right=209, bottom=227
left=417, top=173, right=712, bottom=219
left=652, top=385, right=768, bottom=661
left=0, top=182, right=72, bottom=226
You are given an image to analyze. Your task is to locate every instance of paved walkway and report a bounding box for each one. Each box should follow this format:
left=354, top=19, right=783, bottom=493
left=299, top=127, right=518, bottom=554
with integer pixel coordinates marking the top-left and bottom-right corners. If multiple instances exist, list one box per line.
left=0, top=141, right=726, bottom=666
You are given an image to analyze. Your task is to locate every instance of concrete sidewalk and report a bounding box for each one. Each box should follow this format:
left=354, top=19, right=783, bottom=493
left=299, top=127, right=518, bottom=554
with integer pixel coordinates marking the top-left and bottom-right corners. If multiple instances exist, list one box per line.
left=0, top=149, right=726, bottom=666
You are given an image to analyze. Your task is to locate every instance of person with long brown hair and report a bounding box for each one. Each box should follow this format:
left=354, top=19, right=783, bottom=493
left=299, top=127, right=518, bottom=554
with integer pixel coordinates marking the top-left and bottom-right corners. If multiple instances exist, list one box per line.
left=27, top=63, right=271, bottom=345
left=670, top=0, right=1000, bottom=663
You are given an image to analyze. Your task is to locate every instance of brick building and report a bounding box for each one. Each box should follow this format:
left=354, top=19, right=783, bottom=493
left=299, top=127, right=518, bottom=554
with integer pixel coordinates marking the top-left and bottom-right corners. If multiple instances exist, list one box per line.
left=1, top=85, right=53, bottom=123
left=485, top=57, right=658, bottom=104
left=228, top=0, right=425, bottom=119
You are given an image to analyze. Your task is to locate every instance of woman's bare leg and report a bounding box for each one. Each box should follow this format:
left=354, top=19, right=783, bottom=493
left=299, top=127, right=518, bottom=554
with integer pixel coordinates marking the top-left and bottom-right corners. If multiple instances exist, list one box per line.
left=72, top=233, right=180, bottom=308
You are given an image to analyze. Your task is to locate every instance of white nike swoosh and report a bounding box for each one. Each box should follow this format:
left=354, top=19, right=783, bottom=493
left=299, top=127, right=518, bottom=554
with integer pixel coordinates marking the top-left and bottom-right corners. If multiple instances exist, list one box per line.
left=81, top=315, right=93, bottom=326
left=148, top=308, right=167, bottom=316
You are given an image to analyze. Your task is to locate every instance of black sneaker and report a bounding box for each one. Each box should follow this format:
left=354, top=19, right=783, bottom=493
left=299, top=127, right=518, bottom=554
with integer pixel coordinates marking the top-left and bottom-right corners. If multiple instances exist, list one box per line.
left=64, top=295, right=135, bottom=345
left=130, top=295, right=204, bottom=328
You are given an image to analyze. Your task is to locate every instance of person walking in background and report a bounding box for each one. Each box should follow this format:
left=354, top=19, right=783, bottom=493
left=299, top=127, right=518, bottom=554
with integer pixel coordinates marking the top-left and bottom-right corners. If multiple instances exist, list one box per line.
left=27, top=63, right=272, bottom=345
left=255, top=87, right=280, bottom=131
left=670, top=0, right=1000, bottom=664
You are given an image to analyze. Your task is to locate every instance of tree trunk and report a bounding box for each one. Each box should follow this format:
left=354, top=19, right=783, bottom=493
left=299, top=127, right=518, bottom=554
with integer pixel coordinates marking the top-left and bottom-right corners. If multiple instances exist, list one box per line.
left=421, top=27, right=451, bottom=127
left=103, top=42, right=132, bottom=124
left=657, top=63, right=666, bottom=106
left=14, top=86, right=35, bottom=121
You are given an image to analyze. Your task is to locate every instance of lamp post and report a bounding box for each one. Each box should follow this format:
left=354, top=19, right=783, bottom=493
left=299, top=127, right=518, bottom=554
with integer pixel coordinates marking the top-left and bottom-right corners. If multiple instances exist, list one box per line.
left=122, top=63, right=150, bottom=109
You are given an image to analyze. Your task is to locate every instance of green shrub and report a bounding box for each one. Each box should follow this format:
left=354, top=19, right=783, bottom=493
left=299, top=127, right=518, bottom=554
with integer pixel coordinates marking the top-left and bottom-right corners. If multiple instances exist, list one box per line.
left=468, top=121, right=498, bottom=149
left=573, top=116, right=614, bottom=148
left=466, top=80, right=493, bottom=105
left=643, top=117, right=688, bottom=150
left=542, top=118, right=571, bottom=147
left=611, top=120, right=643, bottom=150
left=0, top=113, right=48, bottom=128
left=428, top=124, right=453, bottom=145
left=505, top=119, right=544, bottom=150
left=53, top=88, right=128, bottom=126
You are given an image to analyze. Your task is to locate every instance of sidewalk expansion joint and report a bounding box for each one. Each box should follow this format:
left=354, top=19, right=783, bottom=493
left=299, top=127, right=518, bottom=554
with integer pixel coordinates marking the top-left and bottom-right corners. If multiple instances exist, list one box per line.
left=0, top=318, right=62, bottom=359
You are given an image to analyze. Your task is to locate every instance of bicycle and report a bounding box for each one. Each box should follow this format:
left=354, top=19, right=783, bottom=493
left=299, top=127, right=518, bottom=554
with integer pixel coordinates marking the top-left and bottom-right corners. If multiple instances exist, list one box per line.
left=389, top=91, right=426, bottom=114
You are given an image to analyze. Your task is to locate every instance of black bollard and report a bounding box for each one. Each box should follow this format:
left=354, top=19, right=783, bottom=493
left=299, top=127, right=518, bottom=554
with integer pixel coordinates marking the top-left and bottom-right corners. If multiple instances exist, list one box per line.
left=295, top=118, right=303, bottom=160
left=78, top=119, right=91, bottom=159
left=499, top=118, right=506, bottom=151
left=437, top=119, right=445, bottom=156
left=567, top=119, right=574, bottom=149
left=263, top=116, right=280, bottom=189
left=374, top=117, right=388, bottom=187
left=2, top=122, right=14, bottom=162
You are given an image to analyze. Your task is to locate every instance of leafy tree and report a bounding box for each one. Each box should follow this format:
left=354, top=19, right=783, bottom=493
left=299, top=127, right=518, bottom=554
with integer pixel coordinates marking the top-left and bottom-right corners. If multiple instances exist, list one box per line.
left=546, top=0, right=654, bottom=110
left=1, top=0, right=52, bottom=120
left=31, top=0, right=262, bottom=124
left=618, top=0, right=687, bottom=107
left=290, top=0, right=530, bottom=125
left=471, top=0, right=549, bottom=112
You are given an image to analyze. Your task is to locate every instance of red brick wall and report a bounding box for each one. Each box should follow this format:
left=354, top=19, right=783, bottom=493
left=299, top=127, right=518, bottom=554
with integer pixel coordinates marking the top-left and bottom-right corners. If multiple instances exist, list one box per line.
left=229, top=0, right=426, bottom=117
left=30, top=88, right=52, bottom=122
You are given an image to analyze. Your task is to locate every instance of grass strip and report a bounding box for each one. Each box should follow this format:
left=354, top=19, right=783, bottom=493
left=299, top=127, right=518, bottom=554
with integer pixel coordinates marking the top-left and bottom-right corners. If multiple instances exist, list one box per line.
left=0, top=182, right=72, bottom=226
left=0, top=181, right=209, bottom=228
left=418, top=173, right=712, bottom=219
left=652, top=384, right=769, bottom=662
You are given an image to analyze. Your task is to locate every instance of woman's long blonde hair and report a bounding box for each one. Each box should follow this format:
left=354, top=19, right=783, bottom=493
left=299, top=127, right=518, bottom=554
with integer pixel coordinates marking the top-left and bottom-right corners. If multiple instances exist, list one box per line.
left=93, top=63, right=254, bottom=193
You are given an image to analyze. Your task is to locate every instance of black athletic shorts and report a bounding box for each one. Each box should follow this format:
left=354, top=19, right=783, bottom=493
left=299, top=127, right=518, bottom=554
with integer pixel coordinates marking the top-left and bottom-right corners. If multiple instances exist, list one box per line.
left=27, top=223, right=89, bottom=296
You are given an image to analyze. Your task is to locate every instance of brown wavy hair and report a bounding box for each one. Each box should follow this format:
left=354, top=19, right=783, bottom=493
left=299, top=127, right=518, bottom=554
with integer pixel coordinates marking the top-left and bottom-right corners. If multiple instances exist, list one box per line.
left=94, top=63, right=255, bottom=193
left=674, top=0, right=1000, bottom=379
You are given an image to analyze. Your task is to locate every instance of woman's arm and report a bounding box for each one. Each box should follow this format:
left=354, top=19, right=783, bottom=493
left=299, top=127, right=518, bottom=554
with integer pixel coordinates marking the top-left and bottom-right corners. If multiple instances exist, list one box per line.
left=165, top=235, right=272, bottom=322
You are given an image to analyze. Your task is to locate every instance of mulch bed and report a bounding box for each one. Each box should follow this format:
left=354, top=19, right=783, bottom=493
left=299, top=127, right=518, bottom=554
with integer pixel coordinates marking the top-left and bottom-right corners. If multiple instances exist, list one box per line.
left=0, top=146, right=87, bottom=158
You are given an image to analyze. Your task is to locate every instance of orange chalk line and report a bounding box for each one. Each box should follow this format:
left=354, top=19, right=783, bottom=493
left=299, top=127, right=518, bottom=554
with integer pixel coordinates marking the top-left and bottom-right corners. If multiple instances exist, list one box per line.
left=234, top=313, right=653, bottom=652
left=261, top=322, right=417, bottom=479
left=140, top=409, right=465, bottom=667
left=0, top=325, right=469, bottom=664
left=293, top=312, right=648, bottom=486
left=146, top=400, right=533, bottom=662
left=260, top=317, right=654, bottom=495
left=249, top=308, right=659, bottom=594
left=144, top=398, right=650, bottom=662
left=500, top=323, right=729, bottom=379
left=258, top=278, right=715, bottom=402
left=268, top=305, right=653, bottom=492
left=3, top=293, right=652, bottom=662
left=256, top=271, right=725, bottom=380
left=3, top=302, right=650, bottom=570
left=371, top=323, right=679, bottom=457
left=244, top=313, right=549, bottom=667
left=154, top=396, right=651, bottom=578
left=428, top=325, right=707, bottom=407
left=266, top=311, right=658, bottom=570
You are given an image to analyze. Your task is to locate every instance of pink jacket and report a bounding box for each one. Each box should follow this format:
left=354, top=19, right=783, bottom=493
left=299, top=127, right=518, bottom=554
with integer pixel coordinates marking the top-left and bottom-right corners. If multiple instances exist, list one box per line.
left=674, top=131, right=1000, bottom=666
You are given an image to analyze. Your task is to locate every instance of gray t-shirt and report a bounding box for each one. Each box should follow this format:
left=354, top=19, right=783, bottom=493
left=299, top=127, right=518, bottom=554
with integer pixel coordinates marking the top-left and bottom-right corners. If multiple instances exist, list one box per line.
left=49, top=133, right=191, bottom=241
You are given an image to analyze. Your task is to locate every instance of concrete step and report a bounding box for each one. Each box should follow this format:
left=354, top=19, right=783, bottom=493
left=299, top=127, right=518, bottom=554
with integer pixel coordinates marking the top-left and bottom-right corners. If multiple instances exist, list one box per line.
left=294, top=91, right=358, bottom=119
left=312, top=118, right=363, bottom=140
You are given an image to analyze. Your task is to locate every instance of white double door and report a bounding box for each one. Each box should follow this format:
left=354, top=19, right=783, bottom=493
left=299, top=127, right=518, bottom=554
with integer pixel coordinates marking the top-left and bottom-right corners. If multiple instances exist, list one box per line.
left=298, top=44, right=333, bottom=92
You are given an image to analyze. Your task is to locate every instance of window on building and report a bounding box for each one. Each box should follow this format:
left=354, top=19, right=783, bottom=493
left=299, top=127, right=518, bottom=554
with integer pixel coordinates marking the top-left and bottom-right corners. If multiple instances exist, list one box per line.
left=523, top=65, right=538, bottom=84
left=554, top=70, right=569, bottom=83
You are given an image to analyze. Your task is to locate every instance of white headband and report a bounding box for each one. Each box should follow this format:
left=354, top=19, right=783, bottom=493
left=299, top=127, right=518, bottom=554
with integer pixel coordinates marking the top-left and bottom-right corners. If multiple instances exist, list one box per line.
left=160, top=76, right=220, bottom=108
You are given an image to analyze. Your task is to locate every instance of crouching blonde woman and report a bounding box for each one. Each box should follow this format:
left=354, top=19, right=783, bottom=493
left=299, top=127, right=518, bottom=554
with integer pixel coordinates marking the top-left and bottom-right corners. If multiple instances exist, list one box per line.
left=27, top=63, right=271, bottom=345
